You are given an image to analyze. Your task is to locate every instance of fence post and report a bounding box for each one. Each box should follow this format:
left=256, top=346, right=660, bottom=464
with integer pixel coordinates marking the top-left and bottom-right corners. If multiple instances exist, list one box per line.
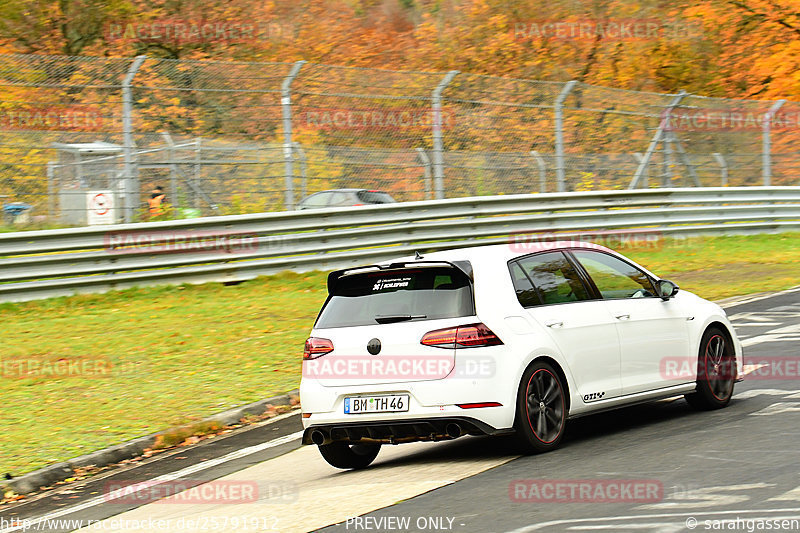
left=292, top=142, right=308, bottom=200
left=416, top=148, right=433, bottom=200
left=666, top=131, right=702, bottom=187
left=629, top=90, right=688, bottom=189
left=554, top=81, right=577, bottom=193
left=762, top=99, right=786, bottom=186
left=193, top=138, right=201, bottom=208
left=632, top=153, right=647, bottom=188
left=160, top=132, right=182, bottom=209
left=712, top=152, right=728, bottom=186
left=122, top=55, right=146, bottom=223
left=46, top=161, right=56, bottom=221
left=432, top=70, right=459, bottom=200
left=663, top=130, right=674, bottom=187
left=281, top=60, right=306, bottom=210
left=530, top=150, right=547, bottom=193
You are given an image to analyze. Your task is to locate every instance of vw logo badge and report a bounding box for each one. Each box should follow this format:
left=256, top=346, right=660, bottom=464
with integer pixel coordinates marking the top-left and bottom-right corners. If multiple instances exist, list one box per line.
left=367, top=338, right=382, bottom=355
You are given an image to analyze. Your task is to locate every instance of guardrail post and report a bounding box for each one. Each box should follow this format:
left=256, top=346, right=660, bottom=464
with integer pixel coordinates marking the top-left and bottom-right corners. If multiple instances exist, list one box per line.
left=281, top=60, right=306, bottom=210
left=762, top=99, right=786, bottom=186
left=554, top=81, right=577, bottom=193
left=416, top=148, right=433, bottom=200
left=530, top=151, right=547, bottom=193
left=122, top=55, right=146, bottom=224
left=712, top=152, right=728, bottom=186
left=432, top=70, right=458, bottom=200
left=629, top=90, right=688, bottom=189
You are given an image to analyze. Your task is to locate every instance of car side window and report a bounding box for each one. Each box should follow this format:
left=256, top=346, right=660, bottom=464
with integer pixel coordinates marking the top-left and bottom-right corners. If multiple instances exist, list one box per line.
left=509, top=261, right=542, bottom=307
left=302, top=193, right=329, bottom=208
left=357, top=190, right=394, bottom=204
left=571, top=250, right=656, bottom=299
left=511, top=252, right=590, bottom=306
left=326, top=192, right=347, bottom=206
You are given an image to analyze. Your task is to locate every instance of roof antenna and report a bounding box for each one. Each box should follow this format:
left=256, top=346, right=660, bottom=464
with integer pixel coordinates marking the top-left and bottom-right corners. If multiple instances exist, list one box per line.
left=414, top=251, right=423, bottom=260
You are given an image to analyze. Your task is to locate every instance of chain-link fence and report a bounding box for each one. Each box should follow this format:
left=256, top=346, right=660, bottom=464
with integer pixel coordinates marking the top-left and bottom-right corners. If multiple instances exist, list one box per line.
left=1, top=53, right=798, bottom=226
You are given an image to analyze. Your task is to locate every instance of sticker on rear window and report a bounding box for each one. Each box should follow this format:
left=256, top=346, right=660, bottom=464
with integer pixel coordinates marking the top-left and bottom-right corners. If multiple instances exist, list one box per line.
left=372, top=277, right=411, bottom=291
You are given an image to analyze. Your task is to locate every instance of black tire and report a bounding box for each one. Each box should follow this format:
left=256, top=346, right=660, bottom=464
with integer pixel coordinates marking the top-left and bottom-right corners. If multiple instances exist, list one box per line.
left=685, top=327, right=736, bottom=410
left=514, top=361, right=567, bottom=453
left=317, top=442, right=381, bottom=469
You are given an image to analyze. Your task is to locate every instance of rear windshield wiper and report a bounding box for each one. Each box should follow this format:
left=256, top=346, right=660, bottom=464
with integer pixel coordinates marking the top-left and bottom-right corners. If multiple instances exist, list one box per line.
left=374, top=314, right=427, bottom=324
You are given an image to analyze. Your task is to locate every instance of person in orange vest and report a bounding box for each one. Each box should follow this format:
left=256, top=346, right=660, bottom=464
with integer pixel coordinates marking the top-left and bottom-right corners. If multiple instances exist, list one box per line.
left=148, top=185, right=167, bottom=218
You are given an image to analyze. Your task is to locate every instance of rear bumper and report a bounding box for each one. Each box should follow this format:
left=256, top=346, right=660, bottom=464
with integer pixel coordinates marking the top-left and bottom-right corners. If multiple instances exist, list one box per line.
left=301, top=416, right=513, bottom=445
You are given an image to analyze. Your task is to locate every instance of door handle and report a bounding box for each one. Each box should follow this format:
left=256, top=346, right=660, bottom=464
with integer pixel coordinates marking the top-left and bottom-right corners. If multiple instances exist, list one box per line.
left=545, top=321, right=564, bottom=328
left=615, top=314, right=630, bottom=321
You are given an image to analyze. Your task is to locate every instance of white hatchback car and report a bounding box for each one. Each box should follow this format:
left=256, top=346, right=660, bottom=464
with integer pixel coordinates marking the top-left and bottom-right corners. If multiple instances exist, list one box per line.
left=300, top=242, right=743, bottom=469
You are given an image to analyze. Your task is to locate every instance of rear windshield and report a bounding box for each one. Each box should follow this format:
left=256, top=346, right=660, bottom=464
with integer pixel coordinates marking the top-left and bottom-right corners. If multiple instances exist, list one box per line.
left=356, top=190, right=394, bottom=204
left=315, top=266, right=474, bottom=329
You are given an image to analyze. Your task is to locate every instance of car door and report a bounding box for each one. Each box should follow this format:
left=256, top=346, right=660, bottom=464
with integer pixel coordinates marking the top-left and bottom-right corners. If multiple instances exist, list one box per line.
left=510, top=251, right=623, bottom=401
left=569, top=249, right=693, bottom=395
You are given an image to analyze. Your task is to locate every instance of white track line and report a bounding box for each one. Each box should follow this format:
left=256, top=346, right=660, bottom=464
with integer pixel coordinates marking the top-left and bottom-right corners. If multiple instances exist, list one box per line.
left=0, top=430, right=303, bottom=533
left=505, top=507, right=800, bottom=532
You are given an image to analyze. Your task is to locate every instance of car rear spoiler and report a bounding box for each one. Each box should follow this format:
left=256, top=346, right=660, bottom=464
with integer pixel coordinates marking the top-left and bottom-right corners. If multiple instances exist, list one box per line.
left=327, top=260, right=474, bottom=294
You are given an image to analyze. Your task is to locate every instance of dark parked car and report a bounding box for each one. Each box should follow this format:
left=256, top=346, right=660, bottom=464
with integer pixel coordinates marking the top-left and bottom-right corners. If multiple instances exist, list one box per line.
left=297, top=189, right=396, bottom=210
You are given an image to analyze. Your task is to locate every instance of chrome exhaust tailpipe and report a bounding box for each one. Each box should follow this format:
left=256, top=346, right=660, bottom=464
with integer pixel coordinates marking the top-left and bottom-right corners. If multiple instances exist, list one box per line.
left=445, top=423, right=462, bottom=439
left=310, top=429, right=330, bottom=445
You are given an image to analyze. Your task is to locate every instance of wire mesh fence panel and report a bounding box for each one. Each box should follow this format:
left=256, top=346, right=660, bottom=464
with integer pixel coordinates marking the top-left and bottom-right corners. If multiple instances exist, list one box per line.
left=130, top=58, right=292, bottom=217
left=0, top=53, right=798, bottom=228
left=0, top=54, right=135, bottom=224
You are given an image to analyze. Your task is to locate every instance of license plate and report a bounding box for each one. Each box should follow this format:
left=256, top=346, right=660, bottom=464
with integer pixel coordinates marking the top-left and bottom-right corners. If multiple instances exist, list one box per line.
left=344, top=395, right=409, bottom=414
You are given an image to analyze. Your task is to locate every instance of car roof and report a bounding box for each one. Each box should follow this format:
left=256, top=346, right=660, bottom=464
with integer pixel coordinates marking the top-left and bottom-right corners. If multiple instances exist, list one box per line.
left=375, top=240, right=664, bottom=280
left=332, top=240, right=659, bottom=290
left=307, top=188, right=385, bottom=194
left=382, top=241, right=617, bottom=266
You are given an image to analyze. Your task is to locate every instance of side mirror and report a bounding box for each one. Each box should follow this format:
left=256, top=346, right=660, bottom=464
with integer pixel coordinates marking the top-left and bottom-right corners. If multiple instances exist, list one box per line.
left=657, top=279, right=679, bottom=300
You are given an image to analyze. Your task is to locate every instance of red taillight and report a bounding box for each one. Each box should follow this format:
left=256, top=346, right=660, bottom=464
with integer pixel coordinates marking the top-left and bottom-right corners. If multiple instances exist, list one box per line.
left=456, top=402, right=503, bottom=409
left=304, top=337, right=334, bottom=360
left=420, top=323, right=503, bottom=349
left=420, top=327, right=458, bottom=346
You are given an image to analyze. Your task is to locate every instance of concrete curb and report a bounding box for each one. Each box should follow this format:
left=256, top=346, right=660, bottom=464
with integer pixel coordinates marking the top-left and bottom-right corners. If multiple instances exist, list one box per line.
left=5, top=389, right=299, bottom=495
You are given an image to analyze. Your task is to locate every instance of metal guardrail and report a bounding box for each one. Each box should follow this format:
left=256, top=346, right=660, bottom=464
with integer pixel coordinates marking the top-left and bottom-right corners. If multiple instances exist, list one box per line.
left=2, top=187, right=799, bottom=303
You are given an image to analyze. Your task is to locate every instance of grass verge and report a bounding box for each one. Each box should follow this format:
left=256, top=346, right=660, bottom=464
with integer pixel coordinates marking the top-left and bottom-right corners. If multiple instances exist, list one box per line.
left=1, top=232, right=799, bottom=476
